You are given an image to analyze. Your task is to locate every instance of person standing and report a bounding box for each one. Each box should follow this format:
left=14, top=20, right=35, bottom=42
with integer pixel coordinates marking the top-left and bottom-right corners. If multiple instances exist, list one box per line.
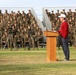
left=58, top=14, right=70, bottom=61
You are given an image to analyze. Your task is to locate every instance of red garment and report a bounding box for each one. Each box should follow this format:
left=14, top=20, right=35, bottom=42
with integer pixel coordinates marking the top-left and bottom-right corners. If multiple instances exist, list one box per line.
left=58, top=21, right=69, bottom=39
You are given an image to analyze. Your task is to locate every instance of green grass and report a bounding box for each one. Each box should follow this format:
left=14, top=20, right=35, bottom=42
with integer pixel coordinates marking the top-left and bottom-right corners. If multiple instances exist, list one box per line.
left=0, top=47, right=76, bottom=75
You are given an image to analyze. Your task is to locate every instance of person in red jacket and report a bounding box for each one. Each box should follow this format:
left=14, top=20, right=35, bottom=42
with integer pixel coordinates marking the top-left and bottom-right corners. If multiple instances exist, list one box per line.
left=58, top=14, right=70, bottom=61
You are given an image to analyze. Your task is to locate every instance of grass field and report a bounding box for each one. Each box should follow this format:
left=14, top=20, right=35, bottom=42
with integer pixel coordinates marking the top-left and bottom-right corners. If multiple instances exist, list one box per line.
left=0, top=47, right=76, bottom=75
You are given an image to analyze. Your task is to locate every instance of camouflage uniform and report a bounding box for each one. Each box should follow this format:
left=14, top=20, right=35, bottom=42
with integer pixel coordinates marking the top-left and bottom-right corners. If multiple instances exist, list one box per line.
left=24, top=34, right=31, bottom=50
left=73, top=25, right=76, bottom=47
left=1, top=34, right=7, bottom=49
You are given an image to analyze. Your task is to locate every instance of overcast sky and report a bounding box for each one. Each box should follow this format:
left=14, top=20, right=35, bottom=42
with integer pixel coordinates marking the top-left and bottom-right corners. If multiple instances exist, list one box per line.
left=0, top=0, right=76, bottom=8
left=0, top=0, right=76, bottom=20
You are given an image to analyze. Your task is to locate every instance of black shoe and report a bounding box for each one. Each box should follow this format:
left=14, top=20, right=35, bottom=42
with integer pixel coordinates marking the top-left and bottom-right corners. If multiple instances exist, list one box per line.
left=28, top=48, right=30, bottom=50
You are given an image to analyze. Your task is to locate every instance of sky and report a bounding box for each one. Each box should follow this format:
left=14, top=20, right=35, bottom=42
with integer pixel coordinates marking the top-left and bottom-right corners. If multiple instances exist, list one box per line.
left=0, top=0, right=76, bottom=20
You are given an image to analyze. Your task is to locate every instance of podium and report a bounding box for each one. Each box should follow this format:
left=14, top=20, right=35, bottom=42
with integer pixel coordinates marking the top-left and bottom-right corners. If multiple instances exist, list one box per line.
left=44, top=31, right=58, bottom=62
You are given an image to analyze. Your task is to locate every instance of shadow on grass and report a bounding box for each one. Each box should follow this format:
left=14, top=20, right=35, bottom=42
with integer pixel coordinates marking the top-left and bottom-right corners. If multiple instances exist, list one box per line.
left=69, top=59, right=76, bottom=61
left=57, top=59, right=76, bottom=62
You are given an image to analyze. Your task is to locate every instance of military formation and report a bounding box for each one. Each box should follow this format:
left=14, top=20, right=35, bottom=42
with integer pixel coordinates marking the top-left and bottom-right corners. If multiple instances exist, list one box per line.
left=0, top=9, right=76, bottom=50
left=46, top=9, right=76, bottom=47
left=0, top=10, right=43, bottom=50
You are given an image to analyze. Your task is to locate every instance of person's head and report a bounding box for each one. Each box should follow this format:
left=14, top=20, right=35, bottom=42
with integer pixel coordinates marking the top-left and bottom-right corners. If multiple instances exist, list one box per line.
left=5, top=10, right=8, bottom=14
left=69, top=9, right=71, bottom=12
left=28, top=10, right=31, bottom=14
left=17, top=11, right=20, bottom=14
left=0, top=10, right=2, bottom=14
left=63, top=9, right=65, bottom=11
left=58, top=14, right=66, bottom=22
left=75, top=9, right=76, bottom=12
left=51, top=10, right=54, bottom=14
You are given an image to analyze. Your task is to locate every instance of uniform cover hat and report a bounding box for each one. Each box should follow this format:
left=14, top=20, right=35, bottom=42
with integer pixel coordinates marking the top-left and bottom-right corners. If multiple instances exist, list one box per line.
left=58, top=14, right=66, bottom=18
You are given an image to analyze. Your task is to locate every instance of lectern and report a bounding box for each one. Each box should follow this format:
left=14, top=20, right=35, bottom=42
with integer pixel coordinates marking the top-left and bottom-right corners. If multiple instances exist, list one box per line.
left=44, top=31, right=58, bottom=62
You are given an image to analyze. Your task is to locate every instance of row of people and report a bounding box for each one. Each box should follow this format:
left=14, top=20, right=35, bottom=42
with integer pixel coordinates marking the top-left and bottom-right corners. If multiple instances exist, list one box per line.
left=46, top=9, right=76, bottom=47
left=0, top=10, right=44, bottom=50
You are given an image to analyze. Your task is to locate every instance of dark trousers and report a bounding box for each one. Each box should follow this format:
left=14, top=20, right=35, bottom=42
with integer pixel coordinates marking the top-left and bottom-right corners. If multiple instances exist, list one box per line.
left=24, top=42, right=30, bottom=50
left=61, top=37, right=70, bottom=60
